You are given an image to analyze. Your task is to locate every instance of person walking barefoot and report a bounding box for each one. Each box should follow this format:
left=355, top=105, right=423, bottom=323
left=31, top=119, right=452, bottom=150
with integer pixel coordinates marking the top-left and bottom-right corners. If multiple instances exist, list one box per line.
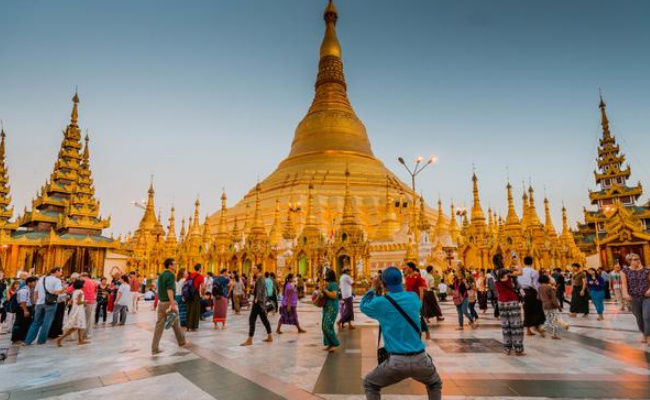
left=276, top=274, right=306, bottom=334
left=241, top=265, right=273, bottom=346
left=56, top=279, right=89, bottom=347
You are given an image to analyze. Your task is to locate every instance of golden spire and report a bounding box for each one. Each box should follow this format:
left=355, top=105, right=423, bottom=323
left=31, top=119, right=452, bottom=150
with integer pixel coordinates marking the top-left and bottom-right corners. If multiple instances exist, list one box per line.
left=434, top=198, right=446, bottom=237
left=250, top=184, right=266, bottom=236
left=269, top=197, right=283, bottom=246
left=544, top=197, right=556, bottom=236
left=505, top=182, right=520, bottom=226
left=71, top=90, right=80, bottom=127
left=341, top=167, right=358, bottom=225
left=179, top=217, right=186, bottom=239
left=449, top=201, right=461, bottom=244
left=242, top=202, right=251, bottom=235
left=191, top=197, right=202, bottom=237
left=528, top=186, right=542, bottom=226
left=0, top=128, right=15, bottom=226
left=231, top=216, right=242, bottom=243
left=521, top=185, right=530, bottom=230
left=286, top=0, right=373, bottom=160
left=202, top=215, right=211, bottom=243
left=599, top=91, right=611, bottom=140
left=375, top=178, right=399, bottom=241
left=471, top=173, right=485, bottom=225
left=216, top=189, right=228, bottom=237
left=282, top=202, right=297, bottom=240
left=166, top=205, right=178, bottom=245
left=417, top=196, right=431, bottom=232
left=320, top=0, right=341, bottom=59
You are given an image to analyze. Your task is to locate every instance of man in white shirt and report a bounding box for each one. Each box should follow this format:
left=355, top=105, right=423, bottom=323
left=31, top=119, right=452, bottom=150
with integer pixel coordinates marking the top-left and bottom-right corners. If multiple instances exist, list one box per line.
left=337, top=267, right=355, bottom=330
left=520, top=256, right=546, bottom=336
left=24, top=267, right=63, bottom=345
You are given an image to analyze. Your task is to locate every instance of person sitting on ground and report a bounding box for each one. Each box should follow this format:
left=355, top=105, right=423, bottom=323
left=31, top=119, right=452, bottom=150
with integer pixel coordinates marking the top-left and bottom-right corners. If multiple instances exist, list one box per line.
left=201, top=292, right=213, bottom=320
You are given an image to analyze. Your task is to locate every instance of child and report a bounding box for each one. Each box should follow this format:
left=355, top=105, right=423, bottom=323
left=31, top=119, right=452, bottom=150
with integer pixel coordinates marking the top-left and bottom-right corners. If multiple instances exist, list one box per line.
left=538, top=274, right=569, bottom=339
left=437, top=282, right=448, bottom=301
left=56, top=279, right=89, bottom=347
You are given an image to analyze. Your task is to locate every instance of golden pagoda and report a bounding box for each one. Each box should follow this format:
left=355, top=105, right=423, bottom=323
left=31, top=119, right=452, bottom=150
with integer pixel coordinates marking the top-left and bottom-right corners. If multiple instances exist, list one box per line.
left=458, top=173, right=583, bottom=269
left=207, top=0, right=444, bottom=279
left=0, top=93, right=116, bottom=277
left=574, top=96, right=650, bottom=266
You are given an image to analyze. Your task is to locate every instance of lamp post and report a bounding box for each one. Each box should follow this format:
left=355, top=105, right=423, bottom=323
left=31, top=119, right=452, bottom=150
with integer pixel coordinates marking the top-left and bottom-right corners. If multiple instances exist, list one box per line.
left=398, top=155, right=437, bottom=265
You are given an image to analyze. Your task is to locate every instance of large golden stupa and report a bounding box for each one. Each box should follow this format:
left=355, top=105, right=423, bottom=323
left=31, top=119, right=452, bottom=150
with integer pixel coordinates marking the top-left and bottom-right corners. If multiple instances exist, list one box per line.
left=213, top=0, right=426, bottom=239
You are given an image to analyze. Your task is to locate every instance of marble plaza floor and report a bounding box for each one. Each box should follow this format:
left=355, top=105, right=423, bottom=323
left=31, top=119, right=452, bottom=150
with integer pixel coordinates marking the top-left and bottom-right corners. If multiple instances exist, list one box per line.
left=0, top=298, right=648, bottom=400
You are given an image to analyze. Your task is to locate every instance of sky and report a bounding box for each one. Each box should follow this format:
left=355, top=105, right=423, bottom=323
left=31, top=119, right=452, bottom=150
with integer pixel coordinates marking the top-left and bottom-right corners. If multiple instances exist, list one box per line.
left=1, top=0, right=649, bottom=236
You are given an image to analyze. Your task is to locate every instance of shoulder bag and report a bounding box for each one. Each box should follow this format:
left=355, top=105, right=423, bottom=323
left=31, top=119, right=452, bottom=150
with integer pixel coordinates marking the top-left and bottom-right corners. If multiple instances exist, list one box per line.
left=43, top=277, right=58, bottom=305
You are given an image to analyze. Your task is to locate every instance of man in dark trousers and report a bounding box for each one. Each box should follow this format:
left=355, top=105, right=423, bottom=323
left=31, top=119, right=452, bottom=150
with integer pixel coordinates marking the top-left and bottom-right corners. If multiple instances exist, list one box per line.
left=241, top=265, right=272, bottom=346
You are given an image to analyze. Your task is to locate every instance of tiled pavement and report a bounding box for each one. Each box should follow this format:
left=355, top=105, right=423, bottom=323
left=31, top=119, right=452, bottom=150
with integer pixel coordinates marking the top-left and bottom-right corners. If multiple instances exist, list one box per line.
left=0, top=299, right=648, bottom=399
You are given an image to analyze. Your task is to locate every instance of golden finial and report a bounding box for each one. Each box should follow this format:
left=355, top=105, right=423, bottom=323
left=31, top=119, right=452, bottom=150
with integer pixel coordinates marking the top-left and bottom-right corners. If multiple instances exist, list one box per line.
left=71, top=89, right=80, bottom=125
left=320, top=0, right=342, bottom=59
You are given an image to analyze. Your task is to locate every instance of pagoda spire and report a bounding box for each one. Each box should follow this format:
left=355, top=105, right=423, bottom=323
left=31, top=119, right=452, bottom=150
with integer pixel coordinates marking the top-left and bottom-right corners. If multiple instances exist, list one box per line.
left=231, top=217, right=242, bottom=244
left=269, top=197, right=283, bottom=246
left=190, top=197, right=202, bottom=238
left=375, top=178, right=399, bottom=241
left=71, top=90, right=80, bottom=127
left=282, top=202, right=297, bottom=241
left=250, top=184, right=266, bottom=235
left=0, top=129, right=15, bottom=227
left=217, top=190, right=228, bottom=236
left=417, top=196, right=431, bottom=232
left=179, top=217, right=186, bottom=239
left=544, top=197, right=556, bottom=236
left=449, top=201, right=461, bottom=244
left=470, top=173, right=485, bottom=225
left=166, top=205, right=178, bottom=246
left=505, top=182, right=520, bottom=226
left=521, top=185, right=530, bottom=230
left=528, top=186, right=542, bottom=226
left=434, top=198, right=446, bottom=237
left=599, top=92, right=611, bottom=140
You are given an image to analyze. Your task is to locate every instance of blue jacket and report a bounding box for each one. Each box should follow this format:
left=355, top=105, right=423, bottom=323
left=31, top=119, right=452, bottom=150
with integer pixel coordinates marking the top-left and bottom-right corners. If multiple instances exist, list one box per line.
left=360, top=290, right=424, bottom=354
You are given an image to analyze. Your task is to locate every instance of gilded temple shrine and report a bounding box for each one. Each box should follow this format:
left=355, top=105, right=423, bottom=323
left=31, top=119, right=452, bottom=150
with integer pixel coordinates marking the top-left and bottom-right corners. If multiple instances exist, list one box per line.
left=574, top=96, right=650, bottom=267
left=0, top=93, right=116, bottom=277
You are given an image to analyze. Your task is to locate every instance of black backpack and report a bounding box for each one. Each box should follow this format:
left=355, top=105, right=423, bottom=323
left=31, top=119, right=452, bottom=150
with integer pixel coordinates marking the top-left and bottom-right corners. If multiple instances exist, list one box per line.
left=6, top=292, right=18, bottom=313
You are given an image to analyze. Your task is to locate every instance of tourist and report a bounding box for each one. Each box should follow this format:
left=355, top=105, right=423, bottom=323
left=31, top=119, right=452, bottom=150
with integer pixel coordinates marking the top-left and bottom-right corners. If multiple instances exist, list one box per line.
left=621, top=253, right=650, bottom=345
left=212, top=268, right=231, bottom=330
left=241, top=265, right=273, bottom=346
left=11, top=277, right=37, bottom=344
left=265, top=271, right=278, bottom=313
left=79, top=273, right=97, bottom=339
left=1, top=280, right=20, bottom=335
left=185, top=264, right=205, bottom=331
left=337, top=266, right=355, bottom=329
left=205, top=271, right=214, bottom=297
left=404, top=262, right=432, bottom=340
left=587, top=268, right=606, bottom=320
left=437, top=281, right=448, bottom=302
left=112, top=275, right=131, bottom=326
left=551, top=268, right=569, bottom=311
left=609, top=263, right=629, bottom=311
left=487, top=269, right=499, bottom=317
left=569, top=263, right=589, bottom=318
left=297, top=274, right=305, bottom=299
left=56, top=279, right=89, bottom=347
left=48, top=277, right=68, bottom=339
left=129, top=271, right=140, bottom=313
left=232, top=273, right=244, bottom=314
left=151, top=259, right=187, bottom=355
left=277, top=273, right=306, bottom=334
left=95, top=277, right=110, bottom=324
left=25, top=267, right=64, bottom=346
left=519, top=256, right=546, bottom=336
left=599, top=267, right=610, bottom=300
left=320, top=269, right=340, bottom=352
left=360, top=266, right=443, bottom=400
left=201, top=292, right=214, bottom=319
left=452, top=265, right=476, bottom=330
left=476, top=270, right=488, bottom=314
left=422, top=266, right=444, bottom=322
left=494, top=254, right=525, bottom=355
left=538, top=274, right=567, bottom=339
left=176, top=268, right=188, bottom=327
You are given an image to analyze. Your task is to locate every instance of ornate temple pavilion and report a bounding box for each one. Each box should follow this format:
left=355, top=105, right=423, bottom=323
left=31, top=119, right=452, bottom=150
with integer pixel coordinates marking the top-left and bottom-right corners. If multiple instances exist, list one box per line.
left=0, top=93, right=116, bottom=277
left=574, top=96, right=650, bottom=267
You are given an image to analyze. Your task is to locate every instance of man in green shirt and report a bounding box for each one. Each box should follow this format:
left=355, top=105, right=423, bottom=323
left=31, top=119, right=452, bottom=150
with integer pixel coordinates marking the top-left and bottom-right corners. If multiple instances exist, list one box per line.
left=151, top=258, right=186, bottom=355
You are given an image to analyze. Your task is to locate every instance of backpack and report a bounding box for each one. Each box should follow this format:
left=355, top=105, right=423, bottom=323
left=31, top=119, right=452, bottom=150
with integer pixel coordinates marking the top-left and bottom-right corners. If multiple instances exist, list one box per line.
left=182, top=275, right=198, bottom=301
left=6, top=292, right=18, bottom=313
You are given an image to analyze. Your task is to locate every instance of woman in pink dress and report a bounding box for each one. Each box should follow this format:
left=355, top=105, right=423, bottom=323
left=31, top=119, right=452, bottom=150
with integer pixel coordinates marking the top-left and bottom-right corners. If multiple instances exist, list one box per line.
left=276, top=274, right=306, bottom=334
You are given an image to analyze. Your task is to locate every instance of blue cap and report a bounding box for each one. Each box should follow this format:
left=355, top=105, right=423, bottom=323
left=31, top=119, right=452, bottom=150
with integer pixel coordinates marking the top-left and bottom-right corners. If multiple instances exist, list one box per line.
left=381, top=267, right=404, bottom=293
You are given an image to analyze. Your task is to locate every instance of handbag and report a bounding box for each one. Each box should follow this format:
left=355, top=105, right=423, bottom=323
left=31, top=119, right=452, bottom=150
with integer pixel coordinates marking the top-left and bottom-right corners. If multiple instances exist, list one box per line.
left=452, top=281, right=464, bottom=306
left=376, top=294, right=422, bottom=365
left=43, top=277, right=58, bottom=305
left=311, top=290, right=327, bottom=308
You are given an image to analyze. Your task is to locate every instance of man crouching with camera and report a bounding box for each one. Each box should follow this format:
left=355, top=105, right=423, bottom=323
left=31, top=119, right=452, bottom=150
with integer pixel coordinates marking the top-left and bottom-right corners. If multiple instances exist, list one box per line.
left=360, top=266, right=443, bottom=400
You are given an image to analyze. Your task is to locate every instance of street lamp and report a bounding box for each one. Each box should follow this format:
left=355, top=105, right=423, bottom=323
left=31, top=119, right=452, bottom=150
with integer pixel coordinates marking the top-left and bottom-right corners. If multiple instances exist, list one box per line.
left=397, top=155, right=437, bottom=264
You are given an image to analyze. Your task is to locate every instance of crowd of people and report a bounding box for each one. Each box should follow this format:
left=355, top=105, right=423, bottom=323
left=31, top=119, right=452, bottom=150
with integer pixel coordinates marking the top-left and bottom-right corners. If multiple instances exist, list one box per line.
left=1, top=252, right=648, bottom=400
